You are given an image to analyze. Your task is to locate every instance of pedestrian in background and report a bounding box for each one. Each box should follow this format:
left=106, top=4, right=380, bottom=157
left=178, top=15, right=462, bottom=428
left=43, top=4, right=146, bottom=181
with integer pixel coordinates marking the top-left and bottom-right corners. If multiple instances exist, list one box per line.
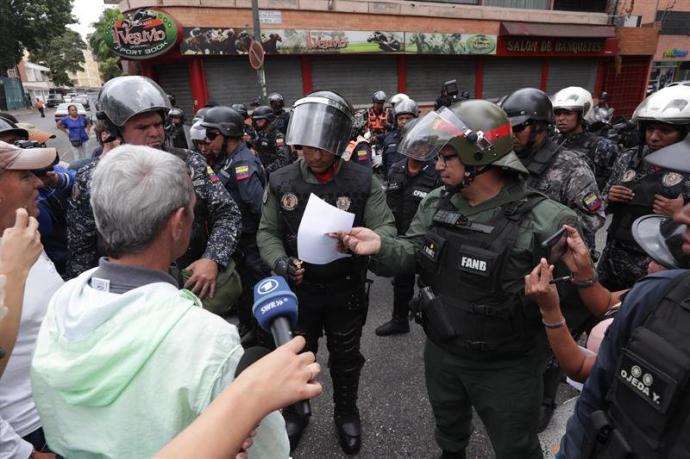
left=34, top=98, right=45, bottom=118
left=57, top=104, right=91, bottom=161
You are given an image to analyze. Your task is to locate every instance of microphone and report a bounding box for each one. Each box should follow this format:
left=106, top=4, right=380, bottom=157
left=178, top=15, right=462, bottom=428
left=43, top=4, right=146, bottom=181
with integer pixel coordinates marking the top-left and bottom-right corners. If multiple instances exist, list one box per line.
left=253, top=276, right=311, bottom=417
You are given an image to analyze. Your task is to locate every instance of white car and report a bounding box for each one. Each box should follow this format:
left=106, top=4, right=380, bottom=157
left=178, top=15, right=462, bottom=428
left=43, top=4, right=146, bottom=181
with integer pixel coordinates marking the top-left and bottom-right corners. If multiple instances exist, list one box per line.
left=54, top=103, right=88, bottom=123
left=666, top=80, right=690, bottom=88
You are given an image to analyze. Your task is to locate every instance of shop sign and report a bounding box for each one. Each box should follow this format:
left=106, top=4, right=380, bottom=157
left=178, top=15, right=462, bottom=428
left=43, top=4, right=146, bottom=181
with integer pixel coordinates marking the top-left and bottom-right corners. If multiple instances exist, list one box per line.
left=105, top=9, right=179, bottom=60
left=259, top=10, right=282, bottom=24
left=499, top=37, right=606, bottom=56
left=663, top=49, right=689, bottom=58
left=180, top=28, right=497, bottom=56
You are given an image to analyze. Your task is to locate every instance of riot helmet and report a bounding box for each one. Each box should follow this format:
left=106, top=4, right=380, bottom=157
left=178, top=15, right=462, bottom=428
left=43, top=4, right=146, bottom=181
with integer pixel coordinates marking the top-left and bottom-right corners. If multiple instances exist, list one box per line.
left=599, top=91, right=608, bottom=101
left=632, top=85, right=690, bottom=127
left=501, top=88, right=554, bottom=127
left=372, top=91, right=387, bottom=104
left=192, top=107, right=210, bottom=124
left=0, top=117, right=29, bottom=142
left=168, top=107, right=184, bottom=124
left=252, top=105, right=275, bottom=122
left=286, top=90, right=353, bottom=156
left=633, top=215, right=690, bottom=269
left=268, top=93, right=284, bottom=112
left=351, top=110, right=367, bottom=139
left=389, top=93, right=410, bottom=108
left=200, top=106, right=244, bottom=138
left=399, top=99, right=527, bottom=175
left=552, top=87, right=593, bottom=119
left=98, top=76, right=171, bottom=128
left=394, top=99, right=418, bottom=119
left=231, top=103, right=249, bottom=119
left=167, top=93, right=177, bottom=107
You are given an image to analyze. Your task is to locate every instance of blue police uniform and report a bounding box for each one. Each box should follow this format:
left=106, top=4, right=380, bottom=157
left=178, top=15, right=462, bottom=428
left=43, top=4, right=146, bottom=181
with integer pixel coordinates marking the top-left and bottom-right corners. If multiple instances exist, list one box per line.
left=561, top=270, right=687, bottom=458
left=381, top=130, right=404, bottom=177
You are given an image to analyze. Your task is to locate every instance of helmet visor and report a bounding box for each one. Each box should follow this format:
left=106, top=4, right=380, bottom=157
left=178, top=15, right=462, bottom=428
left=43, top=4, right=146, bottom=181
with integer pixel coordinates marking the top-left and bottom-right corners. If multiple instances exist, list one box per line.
left=632, top=215, right=690, bottom=269
left=398, top=107, right=468, bottom=161
left=286, top=95, right=353, bottom=156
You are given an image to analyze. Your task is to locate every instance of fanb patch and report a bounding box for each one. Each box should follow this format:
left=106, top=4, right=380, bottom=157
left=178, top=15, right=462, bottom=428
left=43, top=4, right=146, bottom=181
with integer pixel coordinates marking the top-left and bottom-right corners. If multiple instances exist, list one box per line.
left=583, top=192, right=603, bottom=213
left=336, top=196, right=351, bottom=211
left=662, top=172, right=683, bottom=188
left=235, top=165, right=250, bottom=180
left=281, top=192, right=298, bottom=211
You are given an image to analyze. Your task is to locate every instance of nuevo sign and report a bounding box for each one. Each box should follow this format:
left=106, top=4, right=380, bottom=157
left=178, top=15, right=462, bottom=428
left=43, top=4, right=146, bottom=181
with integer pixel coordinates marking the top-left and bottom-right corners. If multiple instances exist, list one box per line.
left=105, top=9, right=179, bottom=60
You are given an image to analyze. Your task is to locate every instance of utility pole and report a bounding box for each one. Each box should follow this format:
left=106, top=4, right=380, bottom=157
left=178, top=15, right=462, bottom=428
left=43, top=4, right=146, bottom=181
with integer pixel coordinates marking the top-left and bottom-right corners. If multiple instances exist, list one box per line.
left=251, top=0, right=268, bottom=105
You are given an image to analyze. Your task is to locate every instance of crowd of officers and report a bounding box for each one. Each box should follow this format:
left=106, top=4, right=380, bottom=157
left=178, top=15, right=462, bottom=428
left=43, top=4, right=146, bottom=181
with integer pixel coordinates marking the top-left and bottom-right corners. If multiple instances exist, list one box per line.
left=3, top=73, right=690, bottom=458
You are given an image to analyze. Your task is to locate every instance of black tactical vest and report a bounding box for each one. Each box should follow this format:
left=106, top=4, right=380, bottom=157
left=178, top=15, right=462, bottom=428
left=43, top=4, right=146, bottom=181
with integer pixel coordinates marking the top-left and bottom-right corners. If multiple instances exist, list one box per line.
left=523, top=138, right=562, bottom=188
left=415, top=188, right=546, bottom=358
left=255, top=129, right=281, bottom=170
left=269, top=160, right=371, bottom=283
left=386, top=160, right=440, bottom=234
left=586, top=271, right=690, bottom=458
left=608, top=147, right=687, bottom=247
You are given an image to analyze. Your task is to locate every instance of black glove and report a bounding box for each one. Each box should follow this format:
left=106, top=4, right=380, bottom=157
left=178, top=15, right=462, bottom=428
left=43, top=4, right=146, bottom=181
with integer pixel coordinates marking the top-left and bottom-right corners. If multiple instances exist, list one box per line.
left=274, top=257, right=300, bottom=285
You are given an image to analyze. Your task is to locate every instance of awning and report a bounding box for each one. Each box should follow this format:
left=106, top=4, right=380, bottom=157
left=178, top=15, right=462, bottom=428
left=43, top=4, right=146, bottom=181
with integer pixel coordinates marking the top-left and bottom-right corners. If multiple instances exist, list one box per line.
left=500, top=22, right=615, bottom=38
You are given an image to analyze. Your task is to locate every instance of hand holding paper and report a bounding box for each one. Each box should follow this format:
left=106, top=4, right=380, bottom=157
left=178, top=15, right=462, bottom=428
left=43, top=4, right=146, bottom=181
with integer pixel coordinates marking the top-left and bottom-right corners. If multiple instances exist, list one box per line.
left=297, top=194, right=355, bottom=265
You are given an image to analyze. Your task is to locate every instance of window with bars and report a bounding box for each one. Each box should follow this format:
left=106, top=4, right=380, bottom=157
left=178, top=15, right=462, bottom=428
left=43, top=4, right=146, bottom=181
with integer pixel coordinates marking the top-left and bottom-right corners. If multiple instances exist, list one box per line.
left=655, top=11, right=690, bottom=35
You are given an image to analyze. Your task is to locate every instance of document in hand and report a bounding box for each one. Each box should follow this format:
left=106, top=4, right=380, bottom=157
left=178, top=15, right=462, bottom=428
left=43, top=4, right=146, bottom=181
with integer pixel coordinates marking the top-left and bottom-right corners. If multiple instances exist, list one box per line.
left=297, top=193, right=355, bottom=265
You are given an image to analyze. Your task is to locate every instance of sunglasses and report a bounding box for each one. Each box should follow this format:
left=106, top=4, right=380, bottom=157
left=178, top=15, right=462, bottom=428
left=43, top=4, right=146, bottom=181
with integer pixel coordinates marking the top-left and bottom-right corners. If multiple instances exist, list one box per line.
left=436, top=154, right=459, bottom=166
left=512, top=122, right=531, bottom=134
left=205, top=130, right=221, bottom=142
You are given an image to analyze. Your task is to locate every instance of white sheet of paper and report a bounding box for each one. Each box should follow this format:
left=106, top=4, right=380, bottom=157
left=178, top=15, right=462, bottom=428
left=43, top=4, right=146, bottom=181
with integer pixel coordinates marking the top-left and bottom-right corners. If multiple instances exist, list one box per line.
left=297, top=193, right=355, bottom=265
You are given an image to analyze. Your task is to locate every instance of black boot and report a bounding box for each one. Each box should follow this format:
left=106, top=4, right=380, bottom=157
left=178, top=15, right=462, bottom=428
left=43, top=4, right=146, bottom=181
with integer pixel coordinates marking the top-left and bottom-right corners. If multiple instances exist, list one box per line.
left=439, top=450, right=466, bottom=459
left=282, top=405, right=310, bottom=453
left=375, top=317, right=410, bottom=336
left=335, top=410, right=361, bottom=455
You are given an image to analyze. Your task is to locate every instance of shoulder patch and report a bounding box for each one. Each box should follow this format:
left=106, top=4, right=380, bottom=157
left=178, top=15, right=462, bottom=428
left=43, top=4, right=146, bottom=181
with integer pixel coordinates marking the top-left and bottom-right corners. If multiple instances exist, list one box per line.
left=235, top=165, right=251, bottom=180
left=206, top=166, right=220, bottom=183
left=357, top=150, right=368, bottom=158
left=583, top=192, right=603, bottom=213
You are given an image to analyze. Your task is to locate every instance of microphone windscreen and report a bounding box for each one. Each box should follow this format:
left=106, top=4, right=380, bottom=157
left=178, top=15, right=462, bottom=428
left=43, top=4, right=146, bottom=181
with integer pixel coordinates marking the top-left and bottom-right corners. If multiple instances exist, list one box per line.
left=234, top=346, right=271, bottom=377
left=252, top=276, right=298, bottom=332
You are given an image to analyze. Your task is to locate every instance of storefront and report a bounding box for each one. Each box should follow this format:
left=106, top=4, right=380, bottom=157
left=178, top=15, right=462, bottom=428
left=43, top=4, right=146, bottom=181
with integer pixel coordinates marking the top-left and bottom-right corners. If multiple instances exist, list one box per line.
left=104, top=7, right=655, bottom=119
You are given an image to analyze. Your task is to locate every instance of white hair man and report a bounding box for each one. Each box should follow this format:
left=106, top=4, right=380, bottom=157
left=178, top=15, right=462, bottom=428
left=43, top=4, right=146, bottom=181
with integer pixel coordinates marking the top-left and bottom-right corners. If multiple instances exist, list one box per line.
left=31, top=145, right=289, bottom=458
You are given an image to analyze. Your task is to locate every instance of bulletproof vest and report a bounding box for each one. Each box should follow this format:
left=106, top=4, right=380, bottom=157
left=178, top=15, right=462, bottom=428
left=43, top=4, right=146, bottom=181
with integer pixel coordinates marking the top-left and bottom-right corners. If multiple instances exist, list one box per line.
left=608, top=146, right=687, bottom=247
left=561, top=131, right=597, bottom=170
left=272, top=111, right=289, bottom=134
left=522, top=138, right=562, bottom=188
left=416, top=188, right=546, bottom=358
left=589, top=271, right=690, bottom=458
left=269, top=160, right=371, bottom=283
left=216, top=143, right=266, bottom=235
left=386, top=160, right=440, bottom=234
left=255, top=129, right=281, bottom=170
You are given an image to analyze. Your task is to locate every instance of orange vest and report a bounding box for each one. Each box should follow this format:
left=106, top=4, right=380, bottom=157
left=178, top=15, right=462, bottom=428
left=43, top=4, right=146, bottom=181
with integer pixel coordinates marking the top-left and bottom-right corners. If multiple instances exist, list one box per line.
left=367, top=108, right=388, bottom=133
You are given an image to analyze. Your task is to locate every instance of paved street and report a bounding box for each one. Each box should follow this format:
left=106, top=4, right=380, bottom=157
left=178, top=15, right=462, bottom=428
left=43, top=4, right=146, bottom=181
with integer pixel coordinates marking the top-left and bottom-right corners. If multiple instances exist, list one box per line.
left=14, top=107, right=98, bottom=163
left=13, top=107, right=584, bottom=459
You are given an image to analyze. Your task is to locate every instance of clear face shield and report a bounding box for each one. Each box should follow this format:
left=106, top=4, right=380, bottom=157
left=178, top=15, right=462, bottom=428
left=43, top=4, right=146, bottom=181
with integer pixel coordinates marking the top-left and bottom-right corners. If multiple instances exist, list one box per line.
left=286, top=95, right=353, bottom=156
left=399, top=107, right=498, bottom=166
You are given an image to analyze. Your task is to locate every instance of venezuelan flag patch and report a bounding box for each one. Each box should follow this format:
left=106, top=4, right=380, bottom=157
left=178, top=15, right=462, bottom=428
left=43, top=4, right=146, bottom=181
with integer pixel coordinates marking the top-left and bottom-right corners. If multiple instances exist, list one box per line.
left=583, top=192, right=602, bottom=212
left=207, top=166, right=220, bottom=183
left=235, top=165, right=250, bottom=180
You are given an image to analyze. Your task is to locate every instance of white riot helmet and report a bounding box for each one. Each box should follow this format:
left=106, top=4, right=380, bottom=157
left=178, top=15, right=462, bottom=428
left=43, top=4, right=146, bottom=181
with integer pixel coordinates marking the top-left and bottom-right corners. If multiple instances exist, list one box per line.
left=190, top=120, right=206, bottom=142
left=389, top=93, right=410, bottom=108
left=632, top=85, right=690, bottom=126
left=552, top=86, right=593, bottom=120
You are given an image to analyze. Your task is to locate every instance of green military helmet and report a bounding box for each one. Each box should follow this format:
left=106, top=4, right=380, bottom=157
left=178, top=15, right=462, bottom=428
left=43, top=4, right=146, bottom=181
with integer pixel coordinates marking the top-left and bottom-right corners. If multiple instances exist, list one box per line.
left=399, top=99, right=527, bottom=174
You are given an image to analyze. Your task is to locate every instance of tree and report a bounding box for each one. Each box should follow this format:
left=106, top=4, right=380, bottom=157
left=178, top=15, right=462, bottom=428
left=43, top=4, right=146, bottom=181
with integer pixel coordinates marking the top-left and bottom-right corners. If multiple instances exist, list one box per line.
left=31, top=30, right=86, bottom=87
left=88, top=8, right=124, bottom=82
left=0, top=0, right=76, bottom=74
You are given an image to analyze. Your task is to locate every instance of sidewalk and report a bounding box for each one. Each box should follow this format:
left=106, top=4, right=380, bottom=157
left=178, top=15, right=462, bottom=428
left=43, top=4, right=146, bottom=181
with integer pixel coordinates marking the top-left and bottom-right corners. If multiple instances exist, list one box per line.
left=3, top=107, right=35, bottom=117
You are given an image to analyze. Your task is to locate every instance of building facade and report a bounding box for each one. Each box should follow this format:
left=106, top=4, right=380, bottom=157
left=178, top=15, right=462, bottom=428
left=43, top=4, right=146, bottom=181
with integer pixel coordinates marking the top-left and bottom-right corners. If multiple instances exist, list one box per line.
left=622, top=0, right=690, bottom=91
left=104, top=0, right=658, bottom=118
left=68, top=47, right=104, bottom=89
left=17, top=58, right=53, bottom=105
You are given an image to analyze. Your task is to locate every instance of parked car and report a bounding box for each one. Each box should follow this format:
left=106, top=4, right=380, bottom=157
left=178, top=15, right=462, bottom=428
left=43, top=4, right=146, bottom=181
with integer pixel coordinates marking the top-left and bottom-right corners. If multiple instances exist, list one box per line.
left=74, top=94, right=90, bottom=110
left=666, top=80, right=690, bottom=88
left=46, top=93, right=63, bottom=108
left=54, top=103, right=88, bottom=123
